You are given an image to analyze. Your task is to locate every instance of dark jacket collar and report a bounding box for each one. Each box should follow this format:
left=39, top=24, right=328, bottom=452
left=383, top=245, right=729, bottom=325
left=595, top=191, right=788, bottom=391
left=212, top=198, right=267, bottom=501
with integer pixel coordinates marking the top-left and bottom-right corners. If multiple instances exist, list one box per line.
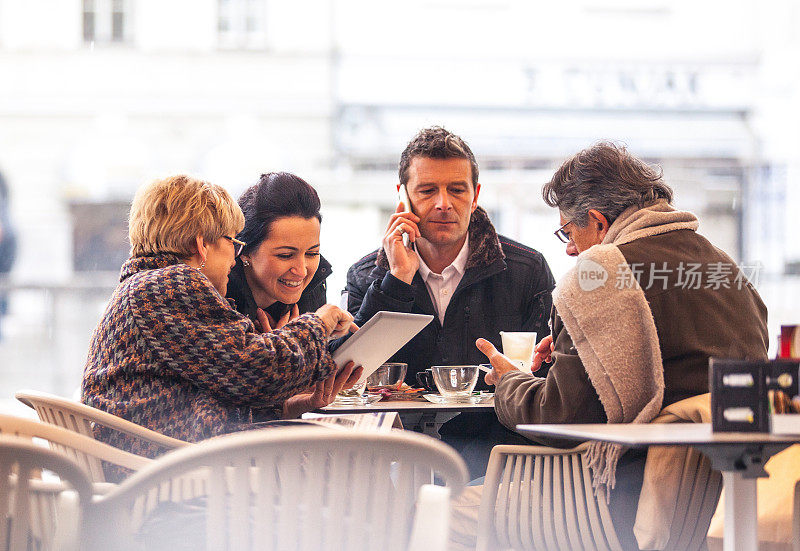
left=119, top=253, right=183, bottom=282
left=375, top=206, right=505, bottom=272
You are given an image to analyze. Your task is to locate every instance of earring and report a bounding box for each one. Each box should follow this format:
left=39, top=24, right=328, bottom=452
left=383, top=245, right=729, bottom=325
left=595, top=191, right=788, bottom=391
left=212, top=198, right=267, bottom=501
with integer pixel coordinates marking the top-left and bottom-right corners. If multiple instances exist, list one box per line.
left=200, top=262, right=205, bottom=269
left=242, top=259, right=250, bottom=267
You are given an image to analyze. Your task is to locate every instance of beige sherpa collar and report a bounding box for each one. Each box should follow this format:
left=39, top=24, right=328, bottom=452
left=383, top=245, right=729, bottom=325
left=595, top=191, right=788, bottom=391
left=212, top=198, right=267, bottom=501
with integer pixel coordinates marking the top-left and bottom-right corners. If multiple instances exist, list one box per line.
left=603, top=199, right=699, bottom=246
left=553, top=201, right=698, bottom=494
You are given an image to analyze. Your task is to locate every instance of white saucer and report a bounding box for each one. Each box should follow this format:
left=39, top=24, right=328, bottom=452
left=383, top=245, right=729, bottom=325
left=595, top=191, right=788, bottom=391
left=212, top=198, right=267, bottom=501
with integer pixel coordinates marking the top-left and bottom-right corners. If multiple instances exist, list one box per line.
left=328, top=393, right=383, bottom=407
left=422, top=393, right=494, bottom=405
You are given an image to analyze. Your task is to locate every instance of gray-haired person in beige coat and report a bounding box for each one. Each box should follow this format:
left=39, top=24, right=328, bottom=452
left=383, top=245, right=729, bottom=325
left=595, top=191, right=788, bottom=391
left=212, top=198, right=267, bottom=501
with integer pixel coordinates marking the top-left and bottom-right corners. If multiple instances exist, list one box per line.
left=450, top=142, right=768, bottom=551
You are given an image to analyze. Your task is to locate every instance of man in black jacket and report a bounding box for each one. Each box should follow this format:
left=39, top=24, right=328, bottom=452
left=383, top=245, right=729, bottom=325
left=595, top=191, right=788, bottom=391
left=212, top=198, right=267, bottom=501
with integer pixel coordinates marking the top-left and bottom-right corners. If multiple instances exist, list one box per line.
left=343, top=127, right=555, bottom=475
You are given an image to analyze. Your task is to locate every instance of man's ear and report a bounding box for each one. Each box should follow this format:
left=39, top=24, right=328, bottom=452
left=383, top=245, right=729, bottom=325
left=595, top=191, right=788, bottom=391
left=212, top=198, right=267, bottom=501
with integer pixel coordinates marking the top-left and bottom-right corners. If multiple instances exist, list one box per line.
left=471, top=183, right=481, bottom=211
left=587, top=209, right=610, bottom=238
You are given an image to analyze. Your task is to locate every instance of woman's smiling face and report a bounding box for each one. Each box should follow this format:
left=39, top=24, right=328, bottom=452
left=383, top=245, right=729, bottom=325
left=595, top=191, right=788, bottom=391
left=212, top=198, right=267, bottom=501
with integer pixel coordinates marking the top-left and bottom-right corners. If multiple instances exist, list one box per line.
left=241, top=216, right=321, bottom=307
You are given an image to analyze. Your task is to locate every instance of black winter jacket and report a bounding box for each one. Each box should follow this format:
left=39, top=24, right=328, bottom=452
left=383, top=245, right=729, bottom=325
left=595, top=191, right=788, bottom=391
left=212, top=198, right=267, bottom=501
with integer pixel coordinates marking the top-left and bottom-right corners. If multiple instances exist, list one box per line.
left=344, top=207, right=555, bottom=390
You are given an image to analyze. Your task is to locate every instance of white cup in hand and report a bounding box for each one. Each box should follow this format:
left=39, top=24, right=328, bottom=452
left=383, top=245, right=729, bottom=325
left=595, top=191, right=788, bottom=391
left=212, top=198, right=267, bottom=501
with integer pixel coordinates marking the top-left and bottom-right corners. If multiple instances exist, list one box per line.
left=500, top=331, right=537, bottom=370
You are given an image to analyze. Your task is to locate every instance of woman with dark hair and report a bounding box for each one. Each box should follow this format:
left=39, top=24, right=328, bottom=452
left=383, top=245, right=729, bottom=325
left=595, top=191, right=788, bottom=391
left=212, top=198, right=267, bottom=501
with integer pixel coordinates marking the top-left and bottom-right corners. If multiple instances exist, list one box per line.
left=226, top=172, right=341, bottom=416
left=227, top=172, right=331, bottom=327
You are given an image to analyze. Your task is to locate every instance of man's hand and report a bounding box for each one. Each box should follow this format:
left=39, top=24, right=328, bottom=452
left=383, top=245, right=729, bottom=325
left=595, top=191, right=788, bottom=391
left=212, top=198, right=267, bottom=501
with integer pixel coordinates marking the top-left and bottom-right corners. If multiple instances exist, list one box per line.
left=282, top=361, right=364, bottom=418
left=531, top=335, right=554, bottom=372
left=383, top=203, right=421, bottom=284
left=314, top=304, right=359, bottom=339
left=476, top=338, right=519, bottom=386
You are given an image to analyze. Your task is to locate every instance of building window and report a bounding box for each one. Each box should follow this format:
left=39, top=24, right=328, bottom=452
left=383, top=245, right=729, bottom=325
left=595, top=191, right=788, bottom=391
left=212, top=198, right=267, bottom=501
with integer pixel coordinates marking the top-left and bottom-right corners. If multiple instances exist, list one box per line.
left=218, top=0, right=268, bottom=50
left=83, top=0, right=131, bottom=45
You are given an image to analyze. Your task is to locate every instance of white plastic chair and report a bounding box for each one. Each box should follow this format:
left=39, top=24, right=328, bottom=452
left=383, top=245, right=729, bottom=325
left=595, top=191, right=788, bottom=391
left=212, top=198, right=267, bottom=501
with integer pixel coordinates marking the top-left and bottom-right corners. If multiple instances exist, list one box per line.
left=793, top=480, right=800, bottom=551
left=477, top=442, right=622, bottom=551
left=85, top=426, right=469, bottom=551
left=16, top=389, right=188, bottom=481
left=0, top=435, right=93, bottom=551
left=0, top=413, right=151, bottom=484
left=476, top=441, right=720, bottom=551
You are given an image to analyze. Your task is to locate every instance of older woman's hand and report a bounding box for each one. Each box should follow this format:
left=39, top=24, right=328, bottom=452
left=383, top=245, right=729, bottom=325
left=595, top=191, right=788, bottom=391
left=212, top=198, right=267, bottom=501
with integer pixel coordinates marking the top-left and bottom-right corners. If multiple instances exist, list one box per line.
left=281, top=361, right=364, bottom=418
left=314, top=304, right=359, bottom=339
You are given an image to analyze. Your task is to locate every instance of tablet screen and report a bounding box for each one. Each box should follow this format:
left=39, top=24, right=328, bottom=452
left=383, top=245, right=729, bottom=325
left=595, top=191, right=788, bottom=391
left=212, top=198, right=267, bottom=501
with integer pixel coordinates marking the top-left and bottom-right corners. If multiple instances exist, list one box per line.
left=332, top=311, right=433, bottom=385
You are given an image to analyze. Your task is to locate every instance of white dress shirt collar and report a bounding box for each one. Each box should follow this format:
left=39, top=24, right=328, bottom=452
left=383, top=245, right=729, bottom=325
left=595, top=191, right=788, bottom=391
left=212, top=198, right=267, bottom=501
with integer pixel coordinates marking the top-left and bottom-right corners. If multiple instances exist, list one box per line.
left=416, top=236, right=470, bottom=324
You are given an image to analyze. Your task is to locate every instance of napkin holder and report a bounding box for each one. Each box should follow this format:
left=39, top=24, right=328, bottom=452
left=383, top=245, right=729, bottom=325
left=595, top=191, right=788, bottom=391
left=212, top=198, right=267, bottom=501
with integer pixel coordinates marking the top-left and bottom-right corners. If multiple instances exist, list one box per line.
left=710, top=358, right=768, bottom=432
left=766, top=359, right=800, bottom=435
left=710, top=358, right=800, bottom=433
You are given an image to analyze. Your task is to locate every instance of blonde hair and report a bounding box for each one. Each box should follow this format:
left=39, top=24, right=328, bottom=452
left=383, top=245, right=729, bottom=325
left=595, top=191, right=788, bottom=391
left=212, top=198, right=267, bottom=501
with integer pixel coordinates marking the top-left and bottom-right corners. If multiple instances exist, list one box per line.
left=128, top=175, right=245, bottom=258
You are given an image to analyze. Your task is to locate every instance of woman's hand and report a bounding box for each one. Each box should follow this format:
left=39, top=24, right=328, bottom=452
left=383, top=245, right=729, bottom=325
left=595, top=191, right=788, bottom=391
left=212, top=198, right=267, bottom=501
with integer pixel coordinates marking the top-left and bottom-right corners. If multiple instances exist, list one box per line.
left=314, top=304, right=359, bottom=339
left=255, top=304, right=300, bottom=332
left=281, top=361, right=364, bottom=418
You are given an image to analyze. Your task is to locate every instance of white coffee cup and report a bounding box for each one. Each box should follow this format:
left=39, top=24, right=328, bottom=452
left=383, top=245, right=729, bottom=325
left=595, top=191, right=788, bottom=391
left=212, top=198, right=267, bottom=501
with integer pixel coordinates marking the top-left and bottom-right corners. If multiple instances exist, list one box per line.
left=500, top=331, right=537, bottom=369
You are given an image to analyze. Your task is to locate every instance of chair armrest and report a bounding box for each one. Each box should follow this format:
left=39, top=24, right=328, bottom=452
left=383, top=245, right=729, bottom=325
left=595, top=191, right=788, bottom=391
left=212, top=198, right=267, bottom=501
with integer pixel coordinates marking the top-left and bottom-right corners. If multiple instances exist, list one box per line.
left=16, top=390, right=189, bottom=450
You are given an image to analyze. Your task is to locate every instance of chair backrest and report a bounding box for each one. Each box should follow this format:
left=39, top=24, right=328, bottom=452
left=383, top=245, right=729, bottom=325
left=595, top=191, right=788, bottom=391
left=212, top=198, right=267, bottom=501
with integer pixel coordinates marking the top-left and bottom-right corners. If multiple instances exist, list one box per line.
left=477, top=442, right=623, bottom=551
left=793, top=480, right=800, bottom=551
left=16, top=389, right=188, bottom=449
left=0, top=414, right=150, bottom=483
left=477, top=441, right=720, bottom=551
left=0, top=435, right=93, bottom=551
left=87, top=427, right=468, bottom=551
left=16, top=389, right=188, bottom=480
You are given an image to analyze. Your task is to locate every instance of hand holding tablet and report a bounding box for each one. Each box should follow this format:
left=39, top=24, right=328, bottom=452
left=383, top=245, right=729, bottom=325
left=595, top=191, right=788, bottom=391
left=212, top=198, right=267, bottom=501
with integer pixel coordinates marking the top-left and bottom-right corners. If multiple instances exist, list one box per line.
left=332, top=311, right=433, bottom=385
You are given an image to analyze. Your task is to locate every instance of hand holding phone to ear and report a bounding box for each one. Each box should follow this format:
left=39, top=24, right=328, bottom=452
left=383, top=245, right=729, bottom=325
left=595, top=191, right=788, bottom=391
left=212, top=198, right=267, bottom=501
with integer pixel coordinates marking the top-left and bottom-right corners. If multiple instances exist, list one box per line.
left=398, top=184, right=414, bottom=249
left=382, top=185, right=420, bottom=284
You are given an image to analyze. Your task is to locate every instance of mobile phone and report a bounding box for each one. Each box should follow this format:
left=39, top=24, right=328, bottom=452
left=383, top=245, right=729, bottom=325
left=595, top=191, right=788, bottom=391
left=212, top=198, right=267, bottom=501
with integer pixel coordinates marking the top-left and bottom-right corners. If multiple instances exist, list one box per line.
left=398, top=184, right=413, bottom=249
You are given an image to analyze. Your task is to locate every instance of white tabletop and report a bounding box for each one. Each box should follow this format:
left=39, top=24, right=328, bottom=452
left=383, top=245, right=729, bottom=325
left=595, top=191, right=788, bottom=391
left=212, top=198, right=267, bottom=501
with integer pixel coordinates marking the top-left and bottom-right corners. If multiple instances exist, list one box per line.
left=320, top=397, right=494, bottom=414
left=516, top=422, right=800, bottom=551
left=516, top=423, right=800, bottom=447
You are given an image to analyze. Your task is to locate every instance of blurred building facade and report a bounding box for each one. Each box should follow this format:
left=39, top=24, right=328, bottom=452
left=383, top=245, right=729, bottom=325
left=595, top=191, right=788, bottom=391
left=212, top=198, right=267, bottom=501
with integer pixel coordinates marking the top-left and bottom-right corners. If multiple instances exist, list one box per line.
left=0, top=0, right=798, bottom=395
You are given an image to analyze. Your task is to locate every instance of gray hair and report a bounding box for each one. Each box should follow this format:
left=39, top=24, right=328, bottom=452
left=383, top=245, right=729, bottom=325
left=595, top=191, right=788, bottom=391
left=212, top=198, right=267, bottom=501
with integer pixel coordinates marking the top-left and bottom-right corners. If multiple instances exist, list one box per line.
left=542, top=142, right=673, bottom=227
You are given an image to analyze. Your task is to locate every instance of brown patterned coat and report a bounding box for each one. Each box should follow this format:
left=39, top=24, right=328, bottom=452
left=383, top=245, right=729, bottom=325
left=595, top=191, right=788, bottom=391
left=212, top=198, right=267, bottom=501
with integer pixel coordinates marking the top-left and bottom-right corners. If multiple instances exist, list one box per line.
left=82, top=253, right=335, bottom=469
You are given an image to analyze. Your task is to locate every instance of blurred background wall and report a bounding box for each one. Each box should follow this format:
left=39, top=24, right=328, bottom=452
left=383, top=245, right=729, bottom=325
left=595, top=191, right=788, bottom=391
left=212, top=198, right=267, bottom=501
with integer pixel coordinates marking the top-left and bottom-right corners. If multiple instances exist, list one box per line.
left=0, top=0, right=798, bottom=399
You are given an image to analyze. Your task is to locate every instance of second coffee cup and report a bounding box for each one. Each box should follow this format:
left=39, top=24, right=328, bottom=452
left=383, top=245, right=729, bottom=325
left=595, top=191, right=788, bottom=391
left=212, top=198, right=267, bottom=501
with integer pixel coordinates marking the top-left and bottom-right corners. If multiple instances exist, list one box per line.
left=415, top=368, right=436, bottom=391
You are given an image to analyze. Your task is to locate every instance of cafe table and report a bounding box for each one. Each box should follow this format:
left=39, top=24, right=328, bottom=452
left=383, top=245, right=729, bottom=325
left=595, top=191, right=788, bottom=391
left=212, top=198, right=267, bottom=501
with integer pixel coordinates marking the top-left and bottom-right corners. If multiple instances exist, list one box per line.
left=516, top=422, right=800, bottom=551
left=319, top=396, right=495, bottom=438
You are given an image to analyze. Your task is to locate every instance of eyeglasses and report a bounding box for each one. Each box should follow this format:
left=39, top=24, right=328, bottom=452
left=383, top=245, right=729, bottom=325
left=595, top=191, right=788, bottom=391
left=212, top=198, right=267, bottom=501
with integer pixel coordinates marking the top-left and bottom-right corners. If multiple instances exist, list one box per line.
left=222, top=235, right=246, bottom=257
left=554, top=221, right=573, bottom=244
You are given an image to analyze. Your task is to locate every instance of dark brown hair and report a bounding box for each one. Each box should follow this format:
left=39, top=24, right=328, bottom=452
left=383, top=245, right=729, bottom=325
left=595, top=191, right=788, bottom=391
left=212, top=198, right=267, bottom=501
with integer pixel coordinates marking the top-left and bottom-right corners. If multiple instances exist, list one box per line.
left=542, top=142, right=673, bottom=226
left=398, top=126, right=479, bottom=188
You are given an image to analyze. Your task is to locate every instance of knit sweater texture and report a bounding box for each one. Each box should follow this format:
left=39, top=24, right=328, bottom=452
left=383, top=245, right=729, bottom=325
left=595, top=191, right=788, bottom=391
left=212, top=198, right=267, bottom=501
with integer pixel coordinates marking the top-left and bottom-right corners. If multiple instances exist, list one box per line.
left=82, top=253, right=335, bottom=471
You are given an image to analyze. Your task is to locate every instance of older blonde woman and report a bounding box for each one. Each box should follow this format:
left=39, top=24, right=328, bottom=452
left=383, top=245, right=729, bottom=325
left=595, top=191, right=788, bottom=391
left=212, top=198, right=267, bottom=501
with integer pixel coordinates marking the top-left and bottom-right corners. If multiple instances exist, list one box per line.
left=82, top=175, right=359, bottom=472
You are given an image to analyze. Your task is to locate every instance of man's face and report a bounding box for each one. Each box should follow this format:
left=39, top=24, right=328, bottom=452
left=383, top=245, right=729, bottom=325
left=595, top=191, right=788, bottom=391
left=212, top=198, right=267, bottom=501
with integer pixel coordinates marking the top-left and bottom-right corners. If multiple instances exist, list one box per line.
left=559, top=211, right=605, bottom=256
left=402, top=157, right=480, bottom=250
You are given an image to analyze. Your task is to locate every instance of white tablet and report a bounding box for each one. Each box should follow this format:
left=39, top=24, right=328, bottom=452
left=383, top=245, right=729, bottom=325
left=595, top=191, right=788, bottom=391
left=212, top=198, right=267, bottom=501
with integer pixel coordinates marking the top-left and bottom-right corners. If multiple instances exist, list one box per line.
left=333, top=311, right=434, bottom=385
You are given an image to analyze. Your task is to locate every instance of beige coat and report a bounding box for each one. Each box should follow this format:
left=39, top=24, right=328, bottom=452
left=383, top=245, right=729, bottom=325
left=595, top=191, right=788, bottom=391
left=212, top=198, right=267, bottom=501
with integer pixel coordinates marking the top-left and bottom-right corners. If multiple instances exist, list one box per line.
left=494, top=201, right=769, bottom=540
left=495, top=201, right=768, bottom=435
